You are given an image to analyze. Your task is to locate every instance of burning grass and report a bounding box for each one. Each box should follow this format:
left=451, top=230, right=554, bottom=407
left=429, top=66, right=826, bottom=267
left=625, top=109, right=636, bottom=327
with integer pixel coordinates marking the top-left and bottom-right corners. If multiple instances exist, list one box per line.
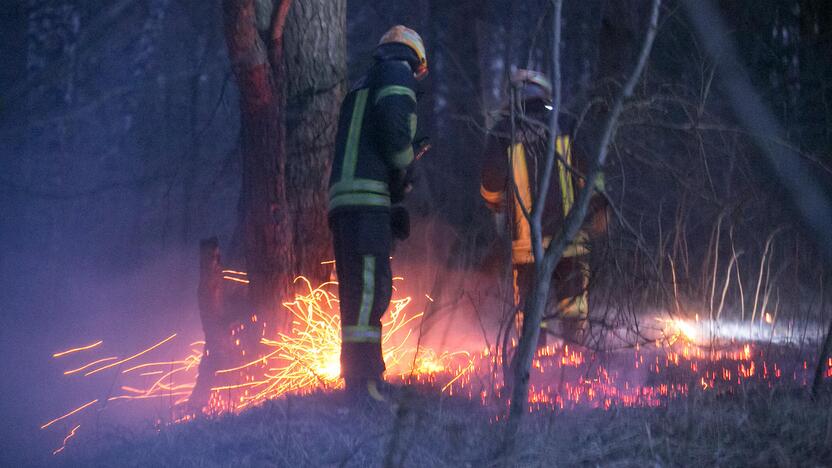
left=41, top=276, right=479, bottom=455
left=41, top=276, right=832, bottom=462
left=63, top=388, right=832, bottom=467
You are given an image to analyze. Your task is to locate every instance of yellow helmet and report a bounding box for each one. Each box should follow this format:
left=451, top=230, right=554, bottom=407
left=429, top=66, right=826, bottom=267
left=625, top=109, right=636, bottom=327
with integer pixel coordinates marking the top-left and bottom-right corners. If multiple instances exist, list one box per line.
left=379, top=25, right=428, bottom=80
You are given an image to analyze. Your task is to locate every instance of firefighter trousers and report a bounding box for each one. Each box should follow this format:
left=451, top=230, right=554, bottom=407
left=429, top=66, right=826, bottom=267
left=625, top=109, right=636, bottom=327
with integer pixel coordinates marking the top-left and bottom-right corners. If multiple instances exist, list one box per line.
left=514, top=256, right=590, bottom=347
left=329, top=210, right=393, bottom=382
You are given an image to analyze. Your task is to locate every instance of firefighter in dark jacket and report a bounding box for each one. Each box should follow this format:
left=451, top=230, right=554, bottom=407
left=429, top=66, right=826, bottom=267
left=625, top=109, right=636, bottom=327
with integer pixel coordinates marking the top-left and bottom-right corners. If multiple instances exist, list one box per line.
left=328, top=26, right=427, bottom=400
left=481, top=70, right=607, bottom=347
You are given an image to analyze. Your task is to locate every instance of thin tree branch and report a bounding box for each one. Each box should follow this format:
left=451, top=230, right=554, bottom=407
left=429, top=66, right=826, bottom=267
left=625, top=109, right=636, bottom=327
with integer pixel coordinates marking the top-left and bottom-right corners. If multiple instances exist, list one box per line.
left=530, top=0, right=563, bottom=265
left=542, top=0, right=661, bottom=274
left=271, top=0, right=293, bottom=45
left=506, top=0, right=662, bottom=442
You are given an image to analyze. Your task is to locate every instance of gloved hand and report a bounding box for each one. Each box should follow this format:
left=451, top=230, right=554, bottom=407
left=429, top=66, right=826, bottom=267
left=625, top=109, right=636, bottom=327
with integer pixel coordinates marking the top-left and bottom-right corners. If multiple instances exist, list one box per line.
left=390, top=169, right=413, bottom=204
left=391, top=205, right=410, bottom=240
left=390, top=138, right=427, bottom=204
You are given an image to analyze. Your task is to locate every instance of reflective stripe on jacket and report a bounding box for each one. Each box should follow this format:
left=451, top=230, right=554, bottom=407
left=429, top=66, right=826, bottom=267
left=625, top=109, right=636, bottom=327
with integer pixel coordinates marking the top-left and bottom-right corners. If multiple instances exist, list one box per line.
left=480, top=115, right=597, bottom=264
left=329, top=60, right=417, bottom=214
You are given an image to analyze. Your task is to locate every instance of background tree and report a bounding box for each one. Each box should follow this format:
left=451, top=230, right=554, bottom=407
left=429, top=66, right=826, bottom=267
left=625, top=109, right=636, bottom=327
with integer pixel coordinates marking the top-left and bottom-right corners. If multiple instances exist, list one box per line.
left=222, top=0, right=346, bottom=322
left=222, top=0, right=294, bottom=330
left=282, top=0, right=347, bottom=282
left=188, top=1, right=347, bottom=398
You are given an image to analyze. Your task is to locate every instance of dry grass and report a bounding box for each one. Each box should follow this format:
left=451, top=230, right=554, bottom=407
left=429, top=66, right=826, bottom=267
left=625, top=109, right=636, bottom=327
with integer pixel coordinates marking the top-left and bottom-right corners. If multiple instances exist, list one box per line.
left=63, top=384, right=832, bottom=468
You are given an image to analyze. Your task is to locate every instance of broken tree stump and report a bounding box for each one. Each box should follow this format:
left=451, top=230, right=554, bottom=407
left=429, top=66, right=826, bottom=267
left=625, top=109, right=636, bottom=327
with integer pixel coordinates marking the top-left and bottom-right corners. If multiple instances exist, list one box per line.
left=189, top=237, right=230, bottom=410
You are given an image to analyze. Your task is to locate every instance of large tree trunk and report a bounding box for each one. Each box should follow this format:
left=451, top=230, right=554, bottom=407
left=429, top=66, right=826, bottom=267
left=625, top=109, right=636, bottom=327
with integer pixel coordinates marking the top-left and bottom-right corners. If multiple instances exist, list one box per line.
left=223, top=0, right=294, bottom=331
left=283, top=0, right=347, bottom=282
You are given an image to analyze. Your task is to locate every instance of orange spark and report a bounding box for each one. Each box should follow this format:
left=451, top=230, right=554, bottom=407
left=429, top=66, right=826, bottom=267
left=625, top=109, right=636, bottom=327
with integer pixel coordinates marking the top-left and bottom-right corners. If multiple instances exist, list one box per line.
left=52, top=340, right=103, bottom=358
left=63, top=357, right=118, bottom=375
left=52, top=424, right=80, bottom=455
left=108, top=392, right=191, bottom=402
left=85, top=334, right=177, bottom=376
left=41, top=399, right=98, bottom=429
left=201, top=276, right=456, bottom=409
left=47, top=273, right=830, bottom=457
left=122, top=360, right=190, bottom=374
left=221, top=269, right=248, bottom=276
left=223, top=276, right=250, bottom=284
left=214, top=349, right=282, bottom=375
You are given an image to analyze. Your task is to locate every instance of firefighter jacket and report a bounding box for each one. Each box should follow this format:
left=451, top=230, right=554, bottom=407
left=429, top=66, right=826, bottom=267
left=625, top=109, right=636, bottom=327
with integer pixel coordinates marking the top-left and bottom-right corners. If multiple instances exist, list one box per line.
left=328, top=50, right=418, bottom=215
left=480, top=111, right=604, bottom=265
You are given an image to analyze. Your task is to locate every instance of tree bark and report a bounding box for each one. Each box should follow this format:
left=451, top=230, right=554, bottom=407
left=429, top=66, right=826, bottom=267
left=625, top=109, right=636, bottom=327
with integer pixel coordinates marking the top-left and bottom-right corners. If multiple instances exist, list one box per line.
left=189, top=237, right=228, bottom=408
left=283, top=0, right=347, bottom=282
left=223, top=0, right=294, bottom=331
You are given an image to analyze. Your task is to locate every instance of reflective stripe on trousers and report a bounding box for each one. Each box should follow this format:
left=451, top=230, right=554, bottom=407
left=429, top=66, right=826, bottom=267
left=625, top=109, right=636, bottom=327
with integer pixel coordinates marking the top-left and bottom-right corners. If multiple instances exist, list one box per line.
left=330, top=211, right=393, bottom=380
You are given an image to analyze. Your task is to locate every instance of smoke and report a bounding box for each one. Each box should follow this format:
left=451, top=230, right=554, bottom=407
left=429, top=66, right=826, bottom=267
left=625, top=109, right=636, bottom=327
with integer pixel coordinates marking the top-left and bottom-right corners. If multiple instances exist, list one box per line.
left=0, top=241, right=204, bottom=465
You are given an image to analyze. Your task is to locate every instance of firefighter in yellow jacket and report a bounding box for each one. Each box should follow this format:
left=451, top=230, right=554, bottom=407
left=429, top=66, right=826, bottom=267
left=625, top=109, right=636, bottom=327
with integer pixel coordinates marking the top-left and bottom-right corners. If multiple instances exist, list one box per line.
left=480, top=70, right=607, bottom=346
left=328, top=26, right=427, bottom=401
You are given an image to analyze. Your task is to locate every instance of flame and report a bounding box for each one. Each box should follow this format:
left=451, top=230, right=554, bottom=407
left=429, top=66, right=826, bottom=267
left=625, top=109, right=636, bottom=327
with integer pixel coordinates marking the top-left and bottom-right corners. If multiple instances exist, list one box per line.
left=42, top=276, right=829, bottom=456
left=44, top=275, right=473, bottom=454
left=656, top=317, right=700, bottom=345
left=204, top=277, right=467, bottom=409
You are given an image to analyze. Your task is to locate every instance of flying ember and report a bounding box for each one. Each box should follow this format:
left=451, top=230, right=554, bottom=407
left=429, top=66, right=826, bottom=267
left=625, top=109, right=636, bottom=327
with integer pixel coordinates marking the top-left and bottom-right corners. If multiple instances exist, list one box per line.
left=42, top=277, right=830, bottom=456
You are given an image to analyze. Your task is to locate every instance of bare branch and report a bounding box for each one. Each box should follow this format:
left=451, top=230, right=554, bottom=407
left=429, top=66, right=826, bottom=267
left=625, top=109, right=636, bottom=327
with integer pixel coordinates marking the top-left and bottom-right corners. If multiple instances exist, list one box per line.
left=271, top=0, right=293, bottom=44
left=542, top=0, right=661, bottom=274
left=506, top=0, right=662, bottom=443
left=530, top=0, right=563, bottom=264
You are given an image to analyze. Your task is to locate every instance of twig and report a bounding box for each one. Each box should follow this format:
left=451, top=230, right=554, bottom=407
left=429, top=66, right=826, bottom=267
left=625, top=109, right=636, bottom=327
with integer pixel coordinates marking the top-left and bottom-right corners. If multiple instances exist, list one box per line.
left=506, top=0, right=662, bottom=445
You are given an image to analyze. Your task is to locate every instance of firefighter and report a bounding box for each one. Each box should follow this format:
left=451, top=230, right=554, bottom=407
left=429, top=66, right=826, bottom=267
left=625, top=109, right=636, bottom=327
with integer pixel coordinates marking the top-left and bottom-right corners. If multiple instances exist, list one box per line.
left=480, top=69, right=607, bottom=347
left=328, top=25, right=427, bottom=401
